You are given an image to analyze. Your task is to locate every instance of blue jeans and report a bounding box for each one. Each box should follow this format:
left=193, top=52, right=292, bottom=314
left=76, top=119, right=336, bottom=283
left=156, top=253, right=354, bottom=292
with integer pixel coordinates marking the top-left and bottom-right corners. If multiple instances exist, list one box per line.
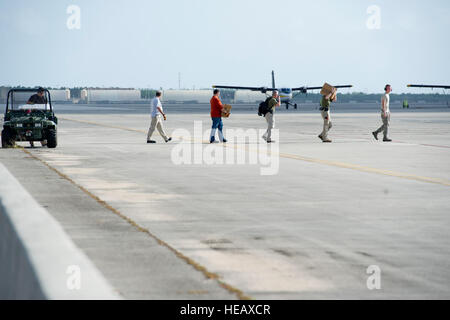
left=211, top=117, right=224, bottom=141
left=211, top=117, right=223, bottom=131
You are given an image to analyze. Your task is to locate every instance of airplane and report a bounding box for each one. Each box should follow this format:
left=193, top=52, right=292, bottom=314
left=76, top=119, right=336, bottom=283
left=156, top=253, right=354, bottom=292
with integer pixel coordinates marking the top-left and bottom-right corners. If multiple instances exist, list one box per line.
left=408, top=84, right=450, bottom=107
left=408, top=84, right=450, bottom=89
left=213, top=71, right=353, bottom=109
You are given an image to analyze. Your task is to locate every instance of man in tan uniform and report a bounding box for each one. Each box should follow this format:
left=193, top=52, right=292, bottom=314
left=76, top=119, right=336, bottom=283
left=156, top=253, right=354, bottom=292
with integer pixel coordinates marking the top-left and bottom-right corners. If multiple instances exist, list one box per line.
left=372, top=84, right=392, bottom=142
left=262, top=90, right=281, bottom=143
left=318, top=88, right=337, bottom=143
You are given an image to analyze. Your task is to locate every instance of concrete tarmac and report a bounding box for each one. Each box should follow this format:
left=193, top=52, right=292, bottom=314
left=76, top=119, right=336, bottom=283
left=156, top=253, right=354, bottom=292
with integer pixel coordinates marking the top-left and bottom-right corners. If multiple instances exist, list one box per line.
left=1, top=104, right=449, bottom=299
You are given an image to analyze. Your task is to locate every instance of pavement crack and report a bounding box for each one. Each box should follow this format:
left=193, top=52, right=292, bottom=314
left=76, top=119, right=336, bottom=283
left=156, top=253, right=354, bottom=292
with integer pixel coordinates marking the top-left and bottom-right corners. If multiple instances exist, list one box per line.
left=21, top=147, right=251, bottom=300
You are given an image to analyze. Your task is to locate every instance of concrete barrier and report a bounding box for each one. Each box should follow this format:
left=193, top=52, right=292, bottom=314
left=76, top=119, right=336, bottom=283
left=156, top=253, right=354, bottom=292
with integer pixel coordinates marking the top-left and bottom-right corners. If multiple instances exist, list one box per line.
left=0, top=163, right=121, bottom=299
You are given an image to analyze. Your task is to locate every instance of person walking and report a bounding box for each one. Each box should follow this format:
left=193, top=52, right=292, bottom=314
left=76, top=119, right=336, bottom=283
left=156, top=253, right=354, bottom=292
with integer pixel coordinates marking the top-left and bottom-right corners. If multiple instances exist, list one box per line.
left=262, top=90, right=281, bottom=143
left=318, top=88, right=337, bottom=143
left=147, top=91, right=172, bottom=144
left=372, top=84, right=392, bottom=142
left=210, top=89, right=227, bottom=143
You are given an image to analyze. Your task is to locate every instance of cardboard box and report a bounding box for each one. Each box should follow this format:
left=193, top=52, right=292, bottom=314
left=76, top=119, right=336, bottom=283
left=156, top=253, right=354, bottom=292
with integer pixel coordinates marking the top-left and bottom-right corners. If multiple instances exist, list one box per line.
left=222, top=104, right=232, bottom=118
left=320, top=83, right=336, bottom=96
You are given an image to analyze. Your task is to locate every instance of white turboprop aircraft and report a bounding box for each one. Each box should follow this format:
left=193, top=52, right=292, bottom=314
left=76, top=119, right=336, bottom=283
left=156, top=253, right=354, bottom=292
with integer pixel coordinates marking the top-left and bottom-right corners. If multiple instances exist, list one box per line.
left=213, top=71, right=353, bottom=109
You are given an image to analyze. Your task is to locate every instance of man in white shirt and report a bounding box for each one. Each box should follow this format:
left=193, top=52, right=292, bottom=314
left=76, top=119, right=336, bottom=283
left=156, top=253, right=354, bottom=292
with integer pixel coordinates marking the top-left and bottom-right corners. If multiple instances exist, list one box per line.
left=147, top=91, right=172, bottom=143
left=372, top=84, right=392, bottom=142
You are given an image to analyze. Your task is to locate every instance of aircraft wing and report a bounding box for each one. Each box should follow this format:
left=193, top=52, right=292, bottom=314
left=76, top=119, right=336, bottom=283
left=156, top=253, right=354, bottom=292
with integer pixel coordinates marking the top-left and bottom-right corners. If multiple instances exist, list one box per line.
left=212, top=84, right=353, bottom=93
left=291, top=85, right=353, bottom=93
left=408, top=84, right=450, bottom=89
left=212, top=85, right=277, bottom=92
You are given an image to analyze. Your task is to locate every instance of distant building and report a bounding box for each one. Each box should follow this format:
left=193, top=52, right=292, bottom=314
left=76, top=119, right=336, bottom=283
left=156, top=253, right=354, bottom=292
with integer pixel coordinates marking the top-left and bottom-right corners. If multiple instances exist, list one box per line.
left=161, top=90, right=212, bottom=104
left=0, top=87, right=11, bottom=103
left=0, top=87, right=70, bottom=104
left=234, top=91, right=267, bottom=104
left=49, top=89, right=71, bottom=102
left=84, top=89, right=141, bottom=103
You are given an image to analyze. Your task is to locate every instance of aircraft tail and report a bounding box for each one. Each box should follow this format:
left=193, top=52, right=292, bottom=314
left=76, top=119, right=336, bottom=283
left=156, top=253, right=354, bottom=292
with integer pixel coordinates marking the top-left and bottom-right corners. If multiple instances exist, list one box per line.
left=272, top=71, right=276, bottom=89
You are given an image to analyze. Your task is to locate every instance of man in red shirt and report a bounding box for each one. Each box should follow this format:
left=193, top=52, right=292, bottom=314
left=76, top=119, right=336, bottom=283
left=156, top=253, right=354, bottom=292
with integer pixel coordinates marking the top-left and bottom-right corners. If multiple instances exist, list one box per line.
left=210, top=89, right=227, bottom=143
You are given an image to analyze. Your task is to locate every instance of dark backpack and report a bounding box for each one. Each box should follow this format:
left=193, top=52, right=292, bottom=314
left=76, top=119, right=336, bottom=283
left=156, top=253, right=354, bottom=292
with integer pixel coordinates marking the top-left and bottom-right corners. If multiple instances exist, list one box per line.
left=258, top=97, right=272, bottom=116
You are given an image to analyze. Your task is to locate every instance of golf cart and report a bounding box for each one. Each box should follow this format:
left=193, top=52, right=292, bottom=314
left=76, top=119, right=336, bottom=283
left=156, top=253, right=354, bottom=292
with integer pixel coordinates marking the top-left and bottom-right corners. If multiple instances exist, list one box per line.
left=1, top=88, right=58, bottom=148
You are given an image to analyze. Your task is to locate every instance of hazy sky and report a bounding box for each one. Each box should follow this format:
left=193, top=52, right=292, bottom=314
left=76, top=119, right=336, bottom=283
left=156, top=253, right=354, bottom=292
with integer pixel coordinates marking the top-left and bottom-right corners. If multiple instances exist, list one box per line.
left=0, top=0, right=449, bottom=93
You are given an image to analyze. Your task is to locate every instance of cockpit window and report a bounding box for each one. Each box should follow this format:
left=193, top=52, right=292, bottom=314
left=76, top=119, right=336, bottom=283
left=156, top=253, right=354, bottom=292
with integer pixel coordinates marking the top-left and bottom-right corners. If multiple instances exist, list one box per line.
left=281, top=88, right=292, bottom=94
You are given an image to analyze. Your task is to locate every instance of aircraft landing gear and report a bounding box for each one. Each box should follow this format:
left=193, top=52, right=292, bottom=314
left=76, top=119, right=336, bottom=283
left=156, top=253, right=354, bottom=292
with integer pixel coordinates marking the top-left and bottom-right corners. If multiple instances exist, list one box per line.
left=285, top=102, right=298, bottom=110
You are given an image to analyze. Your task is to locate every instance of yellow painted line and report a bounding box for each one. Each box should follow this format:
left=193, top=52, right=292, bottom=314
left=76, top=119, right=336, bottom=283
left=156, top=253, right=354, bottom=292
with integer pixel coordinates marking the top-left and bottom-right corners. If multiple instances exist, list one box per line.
left=197, top=139, right=450, bottom=187
left=60, top=117, right=450, bottom=187
left=182, top=134, right=450, bottom=188
left=277, top=152, right=450, bottom=187
left=20, top=147, right=251, bottom=300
